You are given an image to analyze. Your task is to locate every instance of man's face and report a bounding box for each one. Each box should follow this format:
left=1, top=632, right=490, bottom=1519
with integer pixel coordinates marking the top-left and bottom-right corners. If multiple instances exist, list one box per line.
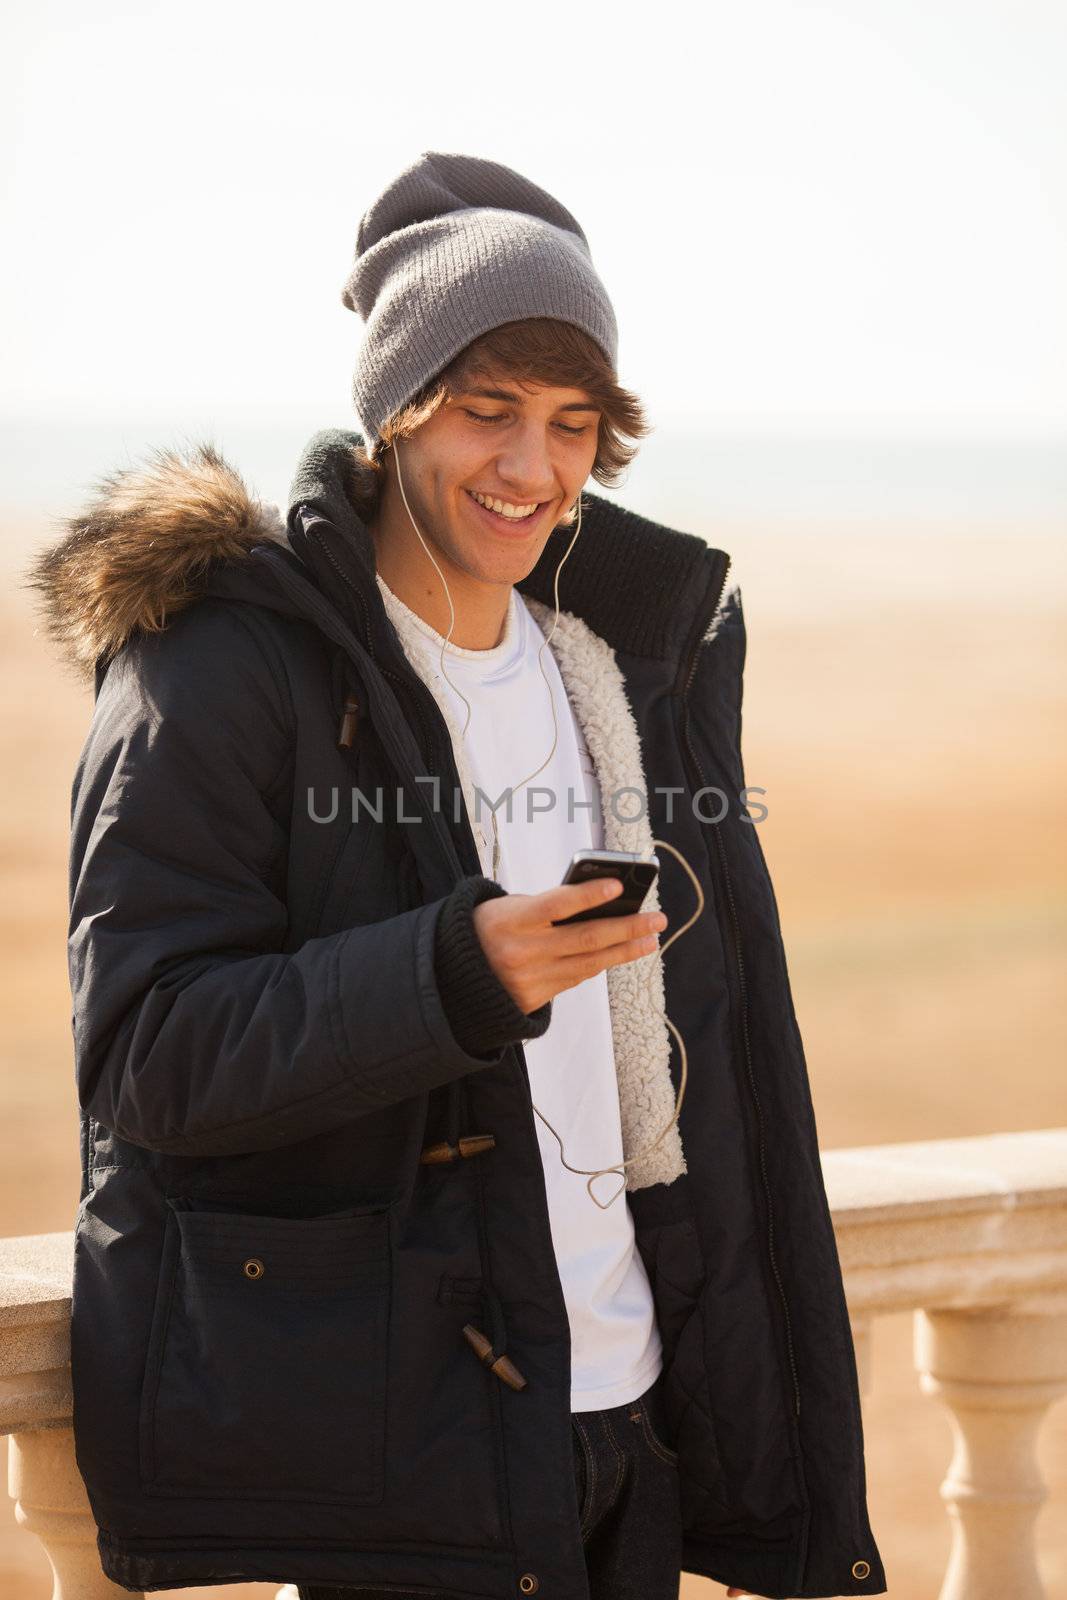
left=378, top=376, right=601, bottom=588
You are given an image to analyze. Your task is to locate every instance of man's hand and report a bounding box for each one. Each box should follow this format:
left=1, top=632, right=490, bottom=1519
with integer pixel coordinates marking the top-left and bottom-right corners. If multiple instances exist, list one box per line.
left=472, top=876, right=667, bottom=1014
left=726, top=1589, right=770, bottom=1597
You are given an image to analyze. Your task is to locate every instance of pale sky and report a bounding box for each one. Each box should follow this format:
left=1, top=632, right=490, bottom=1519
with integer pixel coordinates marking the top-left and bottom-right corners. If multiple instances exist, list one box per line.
left=4, top=0, right=1065, bottom=437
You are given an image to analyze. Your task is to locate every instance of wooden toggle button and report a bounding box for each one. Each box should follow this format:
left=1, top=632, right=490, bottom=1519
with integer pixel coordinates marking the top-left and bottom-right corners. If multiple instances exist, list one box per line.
left=420, top=1133, right=497, bottom=1164
left=462, top=1324, right=527, bottom=1390
left=457, top=1134, right=496, bottom=1158
left=337, top=693, right=361, bottom=749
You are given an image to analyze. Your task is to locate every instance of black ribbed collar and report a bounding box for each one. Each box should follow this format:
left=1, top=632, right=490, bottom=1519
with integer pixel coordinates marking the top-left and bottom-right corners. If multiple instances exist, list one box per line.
left=284, top=427, right=729, bottom=665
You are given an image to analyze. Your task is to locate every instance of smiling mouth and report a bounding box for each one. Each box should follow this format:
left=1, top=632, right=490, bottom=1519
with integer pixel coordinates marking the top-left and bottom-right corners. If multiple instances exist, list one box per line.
left=464, top=487, right=549, bottom=528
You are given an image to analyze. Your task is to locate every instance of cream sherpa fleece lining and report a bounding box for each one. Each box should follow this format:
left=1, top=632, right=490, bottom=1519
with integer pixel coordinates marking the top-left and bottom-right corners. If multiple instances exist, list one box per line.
left=379, top=580, right=686, bottom=1193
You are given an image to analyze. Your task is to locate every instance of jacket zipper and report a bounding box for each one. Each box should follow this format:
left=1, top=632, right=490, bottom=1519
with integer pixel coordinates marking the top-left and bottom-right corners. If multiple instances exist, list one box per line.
left=678, top=557, right=803, bottom=1423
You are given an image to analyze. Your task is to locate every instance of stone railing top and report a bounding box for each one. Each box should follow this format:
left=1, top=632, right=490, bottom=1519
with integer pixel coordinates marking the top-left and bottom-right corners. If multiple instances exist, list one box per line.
left=0, top=1233, right=74, bottom=1436
left=822, top=1127, right=1067, bottom=1314
left=0, top=1231, right=72, bottom=1327
left=822, top=1126, right=1067, bottom=1221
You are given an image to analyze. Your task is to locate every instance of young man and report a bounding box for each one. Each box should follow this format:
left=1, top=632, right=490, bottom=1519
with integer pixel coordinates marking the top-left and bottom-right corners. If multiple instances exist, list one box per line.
left=29, top=152, right=886, bottom=1599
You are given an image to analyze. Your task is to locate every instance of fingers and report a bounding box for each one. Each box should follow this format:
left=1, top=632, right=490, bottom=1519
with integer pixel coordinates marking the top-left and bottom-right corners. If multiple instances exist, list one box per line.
left=595, top=930, right=661, bottom=971
left=552, top=905, right=666, bottom=959
left=532, top=875, right=625, bottom=927
left=550, top=916, right=665, bottom=989
left=473, top=877, right=666, bottom=1013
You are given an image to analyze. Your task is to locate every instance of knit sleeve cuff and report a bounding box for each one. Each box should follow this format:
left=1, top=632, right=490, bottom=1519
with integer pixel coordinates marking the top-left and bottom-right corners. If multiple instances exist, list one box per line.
left=434, top=875, right=553, bottom=1059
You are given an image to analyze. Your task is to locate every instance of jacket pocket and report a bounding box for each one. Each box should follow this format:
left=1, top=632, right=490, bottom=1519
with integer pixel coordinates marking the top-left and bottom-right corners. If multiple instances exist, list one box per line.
left=635, top=1395, right=680, bottom=1467
left=139, top=1195, right=391, bottom=1503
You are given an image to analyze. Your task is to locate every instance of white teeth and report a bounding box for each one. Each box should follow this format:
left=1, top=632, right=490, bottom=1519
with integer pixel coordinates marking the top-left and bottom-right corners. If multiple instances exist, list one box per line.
left=467, top=488, right=538, bottom=520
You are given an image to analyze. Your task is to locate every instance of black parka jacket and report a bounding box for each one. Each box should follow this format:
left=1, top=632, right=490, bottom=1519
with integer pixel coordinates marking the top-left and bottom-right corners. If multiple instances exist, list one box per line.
left=28, top=429, right=887, bottom=1598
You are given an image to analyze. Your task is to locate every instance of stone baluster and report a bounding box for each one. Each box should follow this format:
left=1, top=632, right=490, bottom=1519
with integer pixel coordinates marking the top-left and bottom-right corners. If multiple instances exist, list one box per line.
left=914, top=1296, right=1067, bottom=1600
left=7, top=1425, right=143, bottom=1599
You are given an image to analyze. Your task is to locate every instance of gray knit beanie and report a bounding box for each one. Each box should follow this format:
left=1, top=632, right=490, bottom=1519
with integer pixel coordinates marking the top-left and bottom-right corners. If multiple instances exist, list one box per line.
left=341, top=150, right=619, bottom=446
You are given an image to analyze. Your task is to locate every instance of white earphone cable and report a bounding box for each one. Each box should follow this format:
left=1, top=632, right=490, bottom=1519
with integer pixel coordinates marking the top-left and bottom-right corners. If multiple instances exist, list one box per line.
left=391, top=439, right=701, bottom=1209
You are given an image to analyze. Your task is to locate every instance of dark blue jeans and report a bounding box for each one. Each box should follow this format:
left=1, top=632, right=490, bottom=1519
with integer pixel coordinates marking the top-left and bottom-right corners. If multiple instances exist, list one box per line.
left=298, top=1372, right=682, bottom=1600
left=569, top=1370, right=683, bottom=1599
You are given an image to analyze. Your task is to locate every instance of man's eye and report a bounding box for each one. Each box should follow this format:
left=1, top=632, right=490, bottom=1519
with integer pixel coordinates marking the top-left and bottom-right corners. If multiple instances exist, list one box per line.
left=462, top=408, right=588, bottom=437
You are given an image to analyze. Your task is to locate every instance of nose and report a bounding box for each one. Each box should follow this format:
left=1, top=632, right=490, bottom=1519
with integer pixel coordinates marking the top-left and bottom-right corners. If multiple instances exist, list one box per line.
left=493, top=423, right=557, bottom=501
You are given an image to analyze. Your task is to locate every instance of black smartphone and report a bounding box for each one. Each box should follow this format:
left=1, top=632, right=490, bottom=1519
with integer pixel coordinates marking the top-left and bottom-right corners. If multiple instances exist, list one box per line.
left=550, top=849, right=660, bottom=926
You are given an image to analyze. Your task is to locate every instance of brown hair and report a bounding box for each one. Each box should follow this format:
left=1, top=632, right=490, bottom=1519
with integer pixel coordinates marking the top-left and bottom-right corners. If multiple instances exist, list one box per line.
left=341, top=317, right=652, bottom=527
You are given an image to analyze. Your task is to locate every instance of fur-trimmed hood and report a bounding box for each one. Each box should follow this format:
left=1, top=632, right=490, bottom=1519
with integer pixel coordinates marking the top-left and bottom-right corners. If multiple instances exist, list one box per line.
left=23, top=443, right=291, bottom=685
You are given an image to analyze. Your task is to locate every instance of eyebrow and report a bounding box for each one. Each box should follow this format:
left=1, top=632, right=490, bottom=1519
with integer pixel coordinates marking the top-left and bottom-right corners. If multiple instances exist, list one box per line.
left=462, top=385, right=601, bottom=414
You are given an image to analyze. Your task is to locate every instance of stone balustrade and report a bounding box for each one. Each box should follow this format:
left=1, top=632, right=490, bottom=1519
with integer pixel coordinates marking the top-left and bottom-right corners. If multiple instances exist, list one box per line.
left=3, top=1127, right=1066, bottom=1600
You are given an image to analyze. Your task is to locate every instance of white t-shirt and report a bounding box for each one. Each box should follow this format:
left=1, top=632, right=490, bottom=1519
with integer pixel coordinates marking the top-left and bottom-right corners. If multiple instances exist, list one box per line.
left=377, top=574, right=663, bottom=1412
